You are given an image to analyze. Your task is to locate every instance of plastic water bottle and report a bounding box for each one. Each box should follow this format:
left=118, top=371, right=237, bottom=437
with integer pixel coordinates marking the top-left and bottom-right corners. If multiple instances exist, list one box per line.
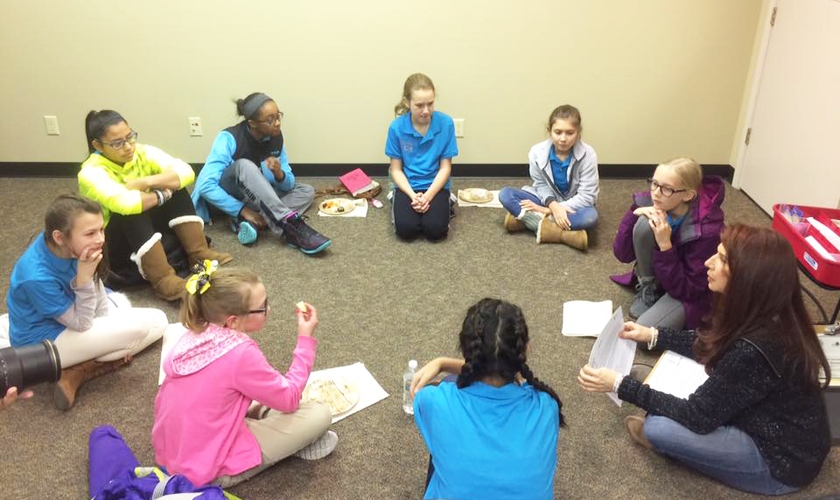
left=403, top=359, right=418, bottom=415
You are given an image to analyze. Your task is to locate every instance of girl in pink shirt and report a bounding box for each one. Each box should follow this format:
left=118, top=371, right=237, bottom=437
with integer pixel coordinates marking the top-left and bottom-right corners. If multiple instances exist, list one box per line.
left=152, top=264, right=336, bottom=488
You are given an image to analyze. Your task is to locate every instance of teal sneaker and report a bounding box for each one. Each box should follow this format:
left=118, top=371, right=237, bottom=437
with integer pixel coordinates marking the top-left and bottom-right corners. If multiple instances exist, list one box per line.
left=231, top=220, right=258, bottom=246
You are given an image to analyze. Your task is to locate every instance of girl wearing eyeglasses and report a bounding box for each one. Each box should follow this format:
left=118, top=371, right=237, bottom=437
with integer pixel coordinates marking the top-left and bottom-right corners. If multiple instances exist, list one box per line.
left=153, top=265, right=337, bottom=487
left=79, top=110, right=232, bottom=301
left=192, top=92, right=331, bottom=254
left=612, top=157, right=725, bottom=330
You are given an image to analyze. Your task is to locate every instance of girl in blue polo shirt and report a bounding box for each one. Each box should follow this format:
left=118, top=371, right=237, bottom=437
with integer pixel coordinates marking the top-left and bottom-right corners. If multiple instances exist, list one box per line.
left=499, top=104, right=599, bottom=250
left=7, top=194, right=168, bottom=410
left=410, top=298, right=564, bottom=500
left=385, top=73, right=459, bottom=241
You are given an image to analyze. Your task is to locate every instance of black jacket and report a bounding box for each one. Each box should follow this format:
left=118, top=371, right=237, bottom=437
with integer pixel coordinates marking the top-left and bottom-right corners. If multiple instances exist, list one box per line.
left=619, top=327, right=830, bottom=487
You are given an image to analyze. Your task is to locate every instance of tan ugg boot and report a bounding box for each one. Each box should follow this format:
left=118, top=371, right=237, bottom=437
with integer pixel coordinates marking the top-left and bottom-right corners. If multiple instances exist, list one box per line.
left=536, top=218, right=588, bottom=250
left=170, top=216, right=233, bottom=266
left=131, top=234, right=186, bottom=301
left=503, top=213, right=527, bottom=232
left=53, top=358, right=128, bottom=411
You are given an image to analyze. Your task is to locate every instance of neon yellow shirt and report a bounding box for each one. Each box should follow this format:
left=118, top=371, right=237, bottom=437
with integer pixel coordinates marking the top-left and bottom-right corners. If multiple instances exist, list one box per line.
left=78, top=144, right=195, bottom=226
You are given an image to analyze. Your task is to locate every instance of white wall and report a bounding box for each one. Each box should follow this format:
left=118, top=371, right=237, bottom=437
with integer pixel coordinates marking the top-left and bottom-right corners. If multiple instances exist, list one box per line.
left=0, top=0, right=762, bottom=168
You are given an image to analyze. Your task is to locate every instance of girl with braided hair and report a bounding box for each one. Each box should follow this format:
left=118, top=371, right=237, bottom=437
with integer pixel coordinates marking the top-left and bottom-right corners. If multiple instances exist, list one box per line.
left=410, top=298, right=563, bottom=500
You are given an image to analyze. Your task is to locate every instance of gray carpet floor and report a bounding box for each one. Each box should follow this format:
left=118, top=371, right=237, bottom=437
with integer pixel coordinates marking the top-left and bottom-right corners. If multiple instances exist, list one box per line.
left=0, top=176, right=838, bottom=500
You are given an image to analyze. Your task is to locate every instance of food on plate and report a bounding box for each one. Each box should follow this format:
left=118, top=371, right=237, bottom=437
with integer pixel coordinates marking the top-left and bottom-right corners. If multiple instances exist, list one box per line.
left=302, top=377, right=360, bottom=415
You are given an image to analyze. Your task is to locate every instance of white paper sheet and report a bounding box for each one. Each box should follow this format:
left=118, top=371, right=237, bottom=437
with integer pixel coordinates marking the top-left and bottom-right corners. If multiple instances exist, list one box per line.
left=805, top=235, right=837, bottom=262
left=587, top=306, right=636, bottom=406
left=317, top=199, right=369, bottom=218
left=456, top=189, right=504, bottom=208
left=646, top=351, right=709, bottom=399
left=807, top=217, right=840, bottom=253
left=305, top=362, right=390, bottom=423
left=561, top=300, right=613, bottom=337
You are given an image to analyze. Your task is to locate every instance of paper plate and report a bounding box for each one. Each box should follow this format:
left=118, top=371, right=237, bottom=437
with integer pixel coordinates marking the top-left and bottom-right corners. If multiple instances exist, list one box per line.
left=302, top=377, right=360, bottom=415
left=459, top=188, right=494, bottom=204
left=319, top=198, right=357, bottom=215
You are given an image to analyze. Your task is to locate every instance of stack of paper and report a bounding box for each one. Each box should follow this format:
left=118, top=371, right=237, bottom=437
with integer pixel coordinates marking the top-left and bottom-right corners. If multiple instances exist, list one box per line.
left=645, top=351, right=709, bottom=399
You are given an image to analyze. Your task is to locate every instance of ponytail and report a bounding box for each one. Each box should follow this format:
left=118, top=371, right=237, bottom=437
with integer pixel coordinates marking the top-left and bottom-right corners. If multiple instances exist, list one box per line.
left=179, top=267, right=261, bottom=332
left=84, top=110, right=126, bottom=154
left=394, top=73, right=435, bottom=117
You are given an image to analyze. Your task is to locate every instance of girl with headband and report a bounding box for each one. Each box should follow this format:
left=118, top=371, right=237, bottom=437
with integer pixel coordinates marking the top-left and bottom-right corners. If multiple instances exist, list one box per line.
left=192, top=92, right=331, bottom=254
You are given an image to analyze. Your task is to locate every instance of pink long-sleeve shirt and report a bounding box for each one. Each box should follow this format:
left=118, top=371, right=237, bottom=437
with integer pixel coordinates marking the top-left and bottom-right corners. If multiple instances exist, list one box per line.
left=152, top=324, right=317, bottom=486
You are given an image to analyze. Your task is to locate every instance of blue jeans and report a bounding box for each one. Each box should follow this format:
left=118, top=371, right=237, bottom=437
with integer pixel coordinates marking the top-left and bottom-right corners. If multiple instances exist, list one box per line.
left=644, top=415, right=798, bottom=495
left=498, top=187, right=598, bottom=230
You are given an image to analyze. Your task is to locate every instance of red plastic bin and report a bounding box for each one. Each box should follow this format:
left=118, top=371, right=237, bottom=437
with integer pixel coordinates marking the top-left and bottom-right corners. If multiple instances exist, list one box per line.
left=772, top=204, right=840, bottom=288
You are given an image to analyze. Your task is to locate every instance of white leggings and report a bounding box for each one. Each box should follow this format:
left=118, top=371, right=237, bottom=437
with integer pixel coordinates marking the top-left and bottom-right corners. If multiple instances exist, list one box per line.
left=53, top=308, right=168, bottom=367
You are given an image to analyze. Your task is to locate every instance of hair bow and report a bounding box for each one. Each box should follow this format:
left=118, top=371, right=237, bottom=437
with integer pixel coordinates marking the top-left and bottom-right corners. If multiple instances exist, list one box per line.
left=185, top=259, right=218, bottom=295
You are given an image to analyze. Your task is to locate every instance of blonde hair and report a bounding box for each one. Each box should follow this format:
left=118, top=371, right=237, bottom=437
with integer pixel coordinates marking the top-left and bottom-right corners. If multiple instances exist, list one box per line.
left=394, top=73, right=435, bottom=116
left=179, top=267, right=261, bottom=332
left=659, top=157, right=703, bottom=193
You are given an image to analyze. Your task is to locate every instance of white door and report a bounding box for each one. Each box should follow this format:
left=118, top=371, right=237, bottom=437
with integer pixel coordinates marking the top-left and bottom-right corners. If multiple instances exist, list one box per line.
left=738, top=0, right=840, bottom=214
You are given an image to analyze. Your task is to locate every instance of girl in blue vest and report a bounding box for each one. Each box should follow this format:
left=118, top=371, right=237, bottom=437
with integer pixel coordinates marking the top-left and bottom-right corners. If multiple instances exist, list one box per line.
left=192, top=92, right=331, bottom=254
left=385, top=73, right=459, bottom=241
left=7, top=194, right=167, bottom=410
left=410, top=298, right=563, bottom=500
left=499, top=104, right=599, bottom=250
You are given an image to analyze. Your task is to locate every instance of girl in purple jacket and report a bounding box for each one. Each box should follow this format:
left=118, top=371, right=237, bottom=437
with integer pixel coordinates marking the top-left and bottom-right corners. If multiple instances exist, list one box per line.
left=612, top=158, right=725, bottom=330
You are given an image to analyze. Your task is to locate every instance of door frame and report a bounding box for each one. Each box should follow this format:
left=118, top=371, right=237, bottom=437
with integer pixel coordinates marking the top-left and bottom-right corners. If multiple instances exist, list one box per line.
left=731, top=0, right=778, bottom=190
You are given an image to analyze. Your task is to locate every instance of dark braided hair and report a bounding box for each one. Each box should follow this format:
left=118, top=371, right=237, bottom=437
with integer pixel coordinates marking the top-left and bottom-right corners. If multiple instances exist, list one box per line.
left=457, top=298, right=565, bottom=427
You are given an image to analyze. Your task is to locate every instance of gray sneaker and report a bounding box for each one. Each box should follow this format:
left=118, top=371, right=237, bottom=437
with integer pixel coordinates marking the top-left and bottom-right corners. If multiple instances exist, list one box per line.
left=294, top=430, right=338, bottom=460
left=629, top=278, right=661, bottom=319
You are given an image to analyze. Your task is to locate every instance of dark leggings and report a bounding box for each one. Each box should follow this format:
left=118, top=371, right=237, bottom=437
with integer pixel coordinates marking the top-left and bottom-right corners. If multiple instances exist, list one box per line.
left=425, top=455, right=435, bottom=491
left=393, top=189, right=450, bottom=241
left=106, top=188, right=196, bottom=270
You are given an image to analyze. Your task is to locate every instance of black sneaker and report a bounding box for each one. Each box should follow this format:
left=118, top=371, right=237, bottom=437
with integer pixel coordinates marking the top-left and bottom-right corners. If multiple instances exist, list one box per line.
left=281, top=214, right=332, bottom=254
left=629, top=277, right=662, bottom=319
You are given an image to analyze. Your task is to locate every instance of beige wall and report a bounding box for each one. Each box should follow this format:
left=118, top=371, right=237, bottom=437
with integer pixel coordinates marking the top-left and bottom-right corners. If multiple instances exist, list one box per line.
left=0, top=0, right=762, bottom=167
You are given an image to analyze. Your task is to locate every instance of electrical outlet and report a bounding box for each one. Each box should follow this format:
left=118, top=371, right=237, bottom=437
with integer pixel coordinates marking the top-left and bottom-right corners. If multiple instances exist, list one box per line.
left=43, top=115, right=60, bottom=135
left=188, top=117, right=202, bottom=137
left=454, top=118, right=465, bottom=138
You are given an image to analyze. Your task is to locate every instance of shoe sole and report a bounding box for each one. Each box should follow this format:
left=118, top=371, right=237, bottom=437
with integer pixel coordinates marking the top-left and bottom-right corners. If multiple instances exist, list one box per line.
left=287, top=240, right=333, bottom=255
left=295, top=430, right=338, bottom=460
left=237, top=222, right=258, bottom=246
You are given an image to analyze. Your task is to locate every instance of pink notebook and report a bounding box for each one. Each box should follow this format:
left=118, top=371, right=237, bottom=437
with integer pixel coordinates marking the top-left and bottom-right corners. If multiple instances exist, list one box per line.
left=339, top=168, right=376, bottom=196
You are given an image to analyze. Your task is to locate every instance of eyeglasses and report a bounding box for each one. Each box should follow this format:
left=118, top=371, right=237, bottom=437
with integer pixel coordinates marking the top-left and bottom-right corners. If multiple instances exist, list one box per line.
left=248, top=298, right=269, bottom=315
left=99, top=130, right=138, bottom=150
left=646, top=178, right=688, bottom=197
left=255, top=112, right=284, bottom=126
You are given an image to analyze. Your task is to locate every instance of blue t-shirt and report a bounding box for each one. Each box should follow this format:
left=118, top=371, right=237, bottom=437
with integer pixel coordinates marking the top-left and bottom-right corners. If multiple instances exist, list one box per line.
left=549, top=146, right=573, bottom=194
left=414, top=380, right=559, bottom=500
left=385, top=111, right=459, bottom=191
left=7, top=233, right=77, bottom=346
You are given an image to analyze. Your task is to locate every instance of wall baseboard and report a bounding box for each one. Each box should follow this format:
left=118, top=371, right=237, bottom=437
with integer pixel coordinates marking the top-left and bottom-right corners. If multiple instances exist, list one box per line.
left=0, top=162, right=734, bottom=182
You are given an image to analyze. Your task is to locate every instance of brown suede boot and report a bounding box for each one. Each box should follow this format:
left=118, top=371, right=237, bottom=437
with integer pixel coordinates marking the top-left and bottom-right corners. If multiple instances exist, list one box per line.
left=53, top=358, right=127, bottom=411
left=624, top=415, right=653, bottom=449
left=536, top=218, right=588, bottom=250
left=503, top=213, right=527, bottom=232
left=170, top=216, right=233, bottom=266
left=133, top=237, right=186, bottom=301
